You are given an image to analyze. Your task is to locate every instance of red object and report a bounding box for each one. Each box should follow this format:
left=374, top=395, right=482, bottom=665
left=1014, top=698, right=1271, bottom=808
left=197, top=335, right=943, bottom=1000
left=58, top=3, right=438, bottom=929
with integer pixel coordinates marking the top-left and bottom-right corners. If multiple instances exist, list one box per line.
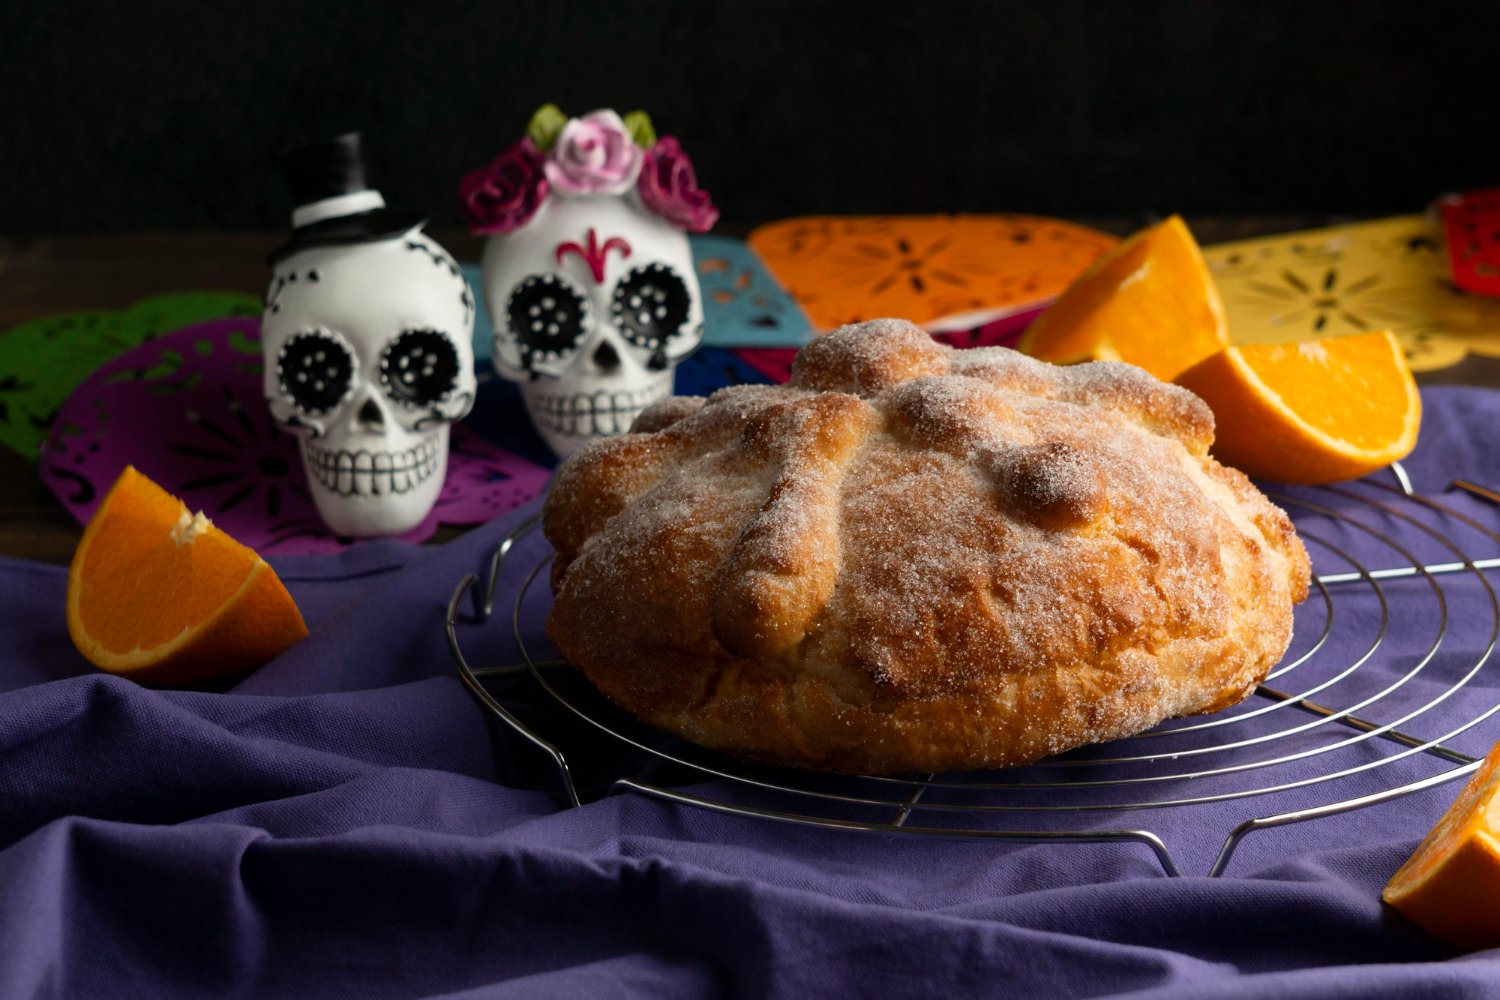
left=1442, top=188, right=1500, bottom=296
left=554, top=228, right=632, bottom=283
left=459, top=137, right=549, bottom=236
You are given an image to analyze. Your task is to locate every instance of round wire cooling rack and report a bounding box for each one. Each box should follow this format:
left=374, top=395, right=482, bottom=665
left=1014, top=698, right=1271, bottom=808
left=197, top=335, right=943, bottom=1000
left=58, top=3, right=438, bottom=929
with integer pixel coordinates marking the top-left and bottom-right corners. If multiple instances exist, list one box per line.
left=446, top=465, right=1500, bottom=878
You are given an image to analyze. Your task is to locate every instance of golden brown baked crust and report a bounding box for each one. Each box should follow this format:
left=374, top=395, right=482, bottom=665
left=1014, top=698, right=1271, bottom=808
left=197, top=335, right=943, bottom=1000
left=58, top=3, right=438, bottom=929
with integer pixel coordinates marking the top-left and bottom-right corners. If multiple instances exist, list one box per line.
left=543, top=318, right=1310, bottom=774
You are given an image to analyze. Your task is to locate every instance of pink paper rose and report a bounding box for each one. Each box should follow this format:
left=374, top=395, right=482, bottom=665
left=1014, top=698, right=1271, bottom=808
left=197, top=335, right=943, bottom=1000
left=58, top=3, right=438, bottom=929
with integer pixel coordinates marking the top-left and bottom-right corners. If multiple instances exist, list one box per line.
left=543, top=110, right=643, bottom=195
left=637, top=136, right=718, bottom=233
left=459, top=138, right=548, bottom=235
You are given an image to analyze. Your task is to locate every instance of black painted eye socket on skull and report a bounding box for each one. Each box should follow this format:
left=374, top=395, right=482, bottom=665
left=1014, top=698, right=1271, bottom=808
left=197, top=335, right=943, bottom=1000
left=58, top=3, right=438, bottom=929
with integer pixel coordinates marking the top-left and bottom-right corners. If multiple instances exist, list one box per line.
left=380, top=329, right=461, bottom=408
left=506, top=274, right=591, bottom=361
left=277, top=330, right=355, bottom=415
left=611, top=263, right=691, bottom=348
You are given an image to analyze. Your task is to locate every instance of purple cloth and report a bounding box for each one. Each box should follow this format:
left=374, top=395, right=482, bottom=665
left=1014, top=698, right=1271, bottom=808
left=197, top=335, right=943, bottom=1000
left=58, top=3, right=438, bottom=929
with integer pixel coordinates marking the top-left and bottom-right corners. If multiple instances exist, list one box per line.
left=3, top=386, right=1500, bottom=998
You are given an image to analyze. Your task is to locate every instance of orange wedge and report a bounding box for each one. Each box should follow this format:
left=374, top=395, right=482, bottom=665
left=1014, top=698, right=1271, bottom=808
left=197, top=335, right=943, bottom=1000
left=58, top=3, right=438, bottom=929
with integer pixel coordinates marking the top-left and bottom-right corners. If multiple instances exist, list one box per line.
left=66, top=466, right=307, bottom=686
left=1383, top=741, right=1500, bottom=950
left=1174, top=330, right=1420, bottom=484
left=1016, top=215, right=1227, bottom=381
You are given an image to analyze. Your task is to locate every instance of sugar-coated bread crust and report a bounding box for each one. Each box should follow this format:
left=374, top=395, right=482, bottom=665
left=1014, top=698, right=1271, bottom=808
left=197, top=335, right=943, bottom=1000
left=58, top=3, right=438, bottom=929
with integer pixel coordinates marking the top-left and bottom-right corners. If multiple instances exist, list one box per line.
left=544, top=319, right=1310, bottom=774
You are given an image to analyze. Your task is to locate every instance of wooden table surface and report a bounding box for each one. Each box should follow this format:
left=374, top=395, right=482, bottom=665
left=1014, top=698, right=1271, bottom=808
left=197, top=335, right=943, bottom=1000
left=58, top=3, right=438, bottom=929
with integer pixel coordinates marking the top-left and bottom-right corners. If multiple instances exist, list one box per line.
left=4, top=218, right=1498, bottom=565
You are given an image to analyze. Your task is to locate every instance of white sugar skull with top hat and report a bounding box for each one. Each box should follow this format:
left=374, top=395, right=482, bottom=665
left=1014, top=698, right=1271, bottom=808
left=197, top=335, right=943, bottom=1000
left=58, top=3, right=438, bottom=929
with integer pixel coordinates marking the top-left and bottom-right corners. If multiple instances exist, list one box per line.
left=461, top=105, right=717, bottom=458
left=262, top=133, right=476, bottom=537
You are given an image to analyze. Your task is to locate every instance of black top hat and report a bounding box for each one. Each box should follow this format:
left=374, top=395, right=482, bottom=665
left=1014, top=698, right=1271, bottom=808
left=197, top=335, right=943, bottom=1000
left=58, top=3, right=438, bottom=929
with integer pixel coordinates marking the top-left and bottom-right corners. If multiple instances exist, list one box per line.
left=267, top=133, right=427, bottom=264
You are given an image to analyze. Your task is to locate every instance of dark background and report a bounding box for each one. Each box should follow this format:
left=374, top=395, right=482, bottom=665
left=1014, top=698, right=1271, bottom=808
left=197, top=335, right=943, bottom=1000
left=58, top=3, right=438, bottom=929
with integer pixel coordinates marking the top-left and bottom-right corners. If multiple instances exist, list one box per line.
left=2, top=0, right=1497, bottom=235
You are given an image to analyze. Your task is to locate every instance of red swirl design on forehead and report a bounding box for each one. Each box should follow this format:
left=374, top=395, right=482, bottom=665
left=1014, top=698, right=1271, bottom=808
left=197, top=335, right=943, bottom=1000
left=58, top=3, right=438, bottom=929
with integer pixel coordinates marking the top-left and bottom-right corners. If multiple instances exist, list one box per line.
left=555, top=228, right=633, bottom=284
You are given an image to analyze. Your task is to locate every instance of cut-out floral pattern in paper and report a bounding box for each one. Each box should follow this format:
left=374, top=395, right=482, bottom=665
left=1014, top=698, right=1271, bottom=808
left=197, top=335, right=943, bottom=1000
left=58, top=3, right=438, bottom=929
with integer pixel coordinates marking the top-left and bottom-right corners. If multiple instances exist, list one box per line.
left=747, top=215, right=1118, bottom=333
left=1440, top=189, right=1500, bottom=298
left=691, top=234, right=813, bottom=348
left=1204, top=215, right=1500, bottom=372
left=0, top=291, right=262, bottom=459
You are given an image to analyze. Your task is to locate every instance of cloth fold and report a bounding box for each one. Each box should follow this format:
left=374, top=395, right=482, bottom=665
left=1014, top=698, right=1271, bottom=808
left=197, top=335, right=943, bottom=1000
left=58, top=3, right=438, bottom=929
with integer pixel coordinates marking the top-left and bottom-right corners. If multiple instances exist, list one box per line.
left=3, top=387, right=1499, bottom=998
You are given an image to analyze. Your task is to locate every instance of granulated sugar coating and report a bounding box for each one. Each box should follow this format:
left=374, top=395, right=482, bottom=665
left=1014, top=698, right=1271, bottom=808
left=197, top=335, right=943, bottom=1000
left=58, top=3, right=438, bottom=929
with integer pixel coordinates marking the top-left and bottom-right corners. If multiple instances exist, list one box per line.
left=543, top=318, right=1311, bottom=774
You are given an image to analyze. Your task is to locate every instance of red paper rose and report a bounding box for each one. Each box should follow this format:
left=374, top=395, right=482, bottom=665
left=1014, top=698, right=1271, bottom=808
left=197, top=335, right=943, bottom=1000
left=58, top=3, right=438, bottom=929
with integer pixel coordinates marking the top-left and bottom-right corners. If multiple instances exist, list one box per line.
left=637, top=136, right=718, bottom=233
left=459, top=138, right=548, bottom=235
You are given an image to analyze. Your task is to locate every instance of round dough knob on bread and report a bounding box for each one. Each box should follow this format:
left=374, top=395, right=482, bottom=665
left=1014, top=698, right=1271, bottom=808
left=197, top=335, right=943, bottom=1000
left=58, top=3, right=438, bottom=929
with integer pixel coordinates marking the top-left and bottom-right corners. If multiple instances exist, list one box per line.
left=543, top=318, right=1310, bottom=774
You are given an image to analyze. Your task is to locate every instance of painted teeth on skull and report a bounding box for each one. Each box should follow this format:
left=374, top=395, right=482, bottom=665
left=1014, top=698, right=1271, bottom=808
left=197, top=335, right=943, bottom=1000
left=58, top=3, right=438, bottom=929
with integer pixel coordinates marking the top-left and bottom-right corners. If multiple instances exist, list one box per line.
left=531, top=378, right=673, bottom=435
left=304, top=434, right=440, bottom=498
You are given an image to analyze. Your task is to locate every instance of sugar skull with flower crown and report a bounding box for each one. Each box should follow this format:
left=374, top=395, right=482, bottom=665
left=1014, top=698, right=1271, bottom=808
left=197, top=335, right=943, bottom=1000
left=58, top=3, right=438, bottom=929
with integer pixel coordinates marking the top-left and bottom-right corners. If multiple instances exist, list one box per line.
left=461, top=105, right=717, bottom=457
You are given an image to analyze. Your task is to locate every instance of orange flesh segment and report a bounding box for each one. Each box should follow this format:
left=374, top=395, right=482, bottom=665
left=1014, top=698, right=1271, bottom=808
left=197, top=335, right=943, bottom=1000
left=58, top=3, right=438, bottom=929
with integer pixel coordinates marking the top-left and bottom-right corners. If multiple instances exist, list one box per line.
left=75, top=501, right=256, bottom=654
left=1384, top=741, right=1500, bottom=950
left=66, top=466, right=307, bottom=684
left=1017, top=215, right=1227, bottom=381
left=1174, top=329, right=1420, bottom=484
left=1402, top=761, right=1500, bottom=883
left=1227, top=334, right=1418, bottom=453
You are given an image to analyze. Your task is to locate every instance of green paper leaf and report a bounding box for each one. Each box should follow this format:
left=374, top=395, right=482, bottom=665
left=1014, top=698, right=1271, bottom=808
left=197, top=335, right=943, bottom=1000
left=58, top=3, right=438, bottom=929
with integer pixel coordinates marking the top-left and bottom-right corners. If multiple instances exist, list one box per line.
left=623, top=110, right=657, bottom=149
left=527, top=104, right=568, bottom=152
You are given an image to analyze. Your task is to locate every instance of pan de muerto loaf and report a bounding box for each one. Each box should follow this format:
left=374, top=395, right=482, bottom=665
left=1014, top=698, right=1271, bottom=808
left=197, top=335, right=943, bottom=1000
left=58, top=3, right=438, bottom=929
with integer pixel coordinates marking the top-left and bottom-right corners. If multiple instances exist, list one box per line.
left=542, top=318, right=1310, bottom=774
